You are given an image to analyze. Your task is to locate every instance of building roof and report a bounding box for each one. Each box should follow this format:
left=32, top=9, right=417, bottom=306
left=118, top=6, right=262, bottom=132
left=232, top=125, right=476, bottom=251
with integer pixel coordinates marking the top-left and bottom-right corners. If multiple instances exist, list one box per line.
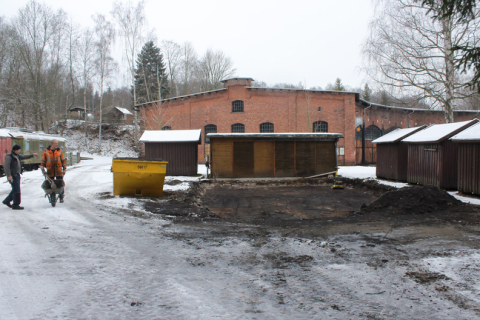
left=0, top=128, right=67, bottom=142
left=115, top=107, right=133, bottom=115
left=221, top=77, right=254, bottom=82
left=207, top=132, right=343, bottom=140
left=357, top=99, right=480, bottom=114
left=140, top=129, right=202, bottom=143
left=402, top=119, right=479, bottom=143
left=450, top=121, right=480, bottom=142
left=372, top=125, right=427, bottom=144
left=69, top=107, right=85, bottom=112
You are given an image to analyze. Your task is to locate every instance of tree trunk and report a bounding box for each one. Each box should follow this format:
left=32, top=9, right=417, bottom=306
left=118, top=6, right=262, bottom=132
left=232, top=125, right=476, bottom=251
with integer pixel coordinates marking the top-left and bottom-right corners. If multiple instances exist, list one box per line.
left=442, top=16, right=455, bottom=123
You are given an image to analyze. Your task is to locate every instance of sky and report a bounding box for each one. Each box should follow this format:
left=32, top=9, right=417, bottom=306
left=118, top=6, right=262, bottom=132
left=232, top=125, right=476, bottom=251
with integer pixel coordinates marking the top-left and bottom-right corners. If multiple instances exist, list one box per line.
left=1, top=0, right=375, bottom=90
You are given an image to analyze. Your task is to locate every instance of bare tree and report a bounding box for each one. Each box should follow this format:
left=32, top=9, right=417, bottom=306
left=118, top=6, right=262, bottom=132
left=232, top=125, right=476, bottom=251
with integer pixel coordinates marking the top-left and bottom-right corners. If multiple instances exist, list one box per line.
left=161, top=40, right=182, bottom=97
left=93, top=13, right=116, bottom=148
left=111, top=0, right=146, bottom=141
left=179, top=41, right=199, bottom=95
left=198, top=48, right=236, bottom=91
left=363, top=0, right=480, bottom=122
left=78, top=28, right=96, bottom=146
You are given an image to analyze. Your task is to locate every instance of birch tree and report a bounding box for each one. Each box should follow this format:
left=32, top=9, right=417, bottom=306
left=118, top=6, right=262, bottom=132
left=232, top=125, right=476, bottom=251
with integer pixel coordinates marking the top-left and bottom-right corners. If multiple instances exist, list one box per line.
left=93, top=14, right=115, bottom=147
left=198, top=48, right=236, bottom=91
left=363, top=0, right=480, bottom=122
left=161, top=40, right=182, bottom=97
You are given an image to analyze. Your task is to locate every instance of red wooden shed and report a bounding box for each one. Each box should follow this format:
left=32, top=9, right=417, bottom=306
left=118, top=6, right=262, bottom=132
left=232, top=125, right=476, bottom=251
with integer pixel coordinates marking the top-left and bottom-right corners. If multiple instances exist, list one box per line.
left=403, top=119, right=479, bottom=189
left=372, top=125, right=427, bottom=182
left=450, top=122, right=480, bottom=195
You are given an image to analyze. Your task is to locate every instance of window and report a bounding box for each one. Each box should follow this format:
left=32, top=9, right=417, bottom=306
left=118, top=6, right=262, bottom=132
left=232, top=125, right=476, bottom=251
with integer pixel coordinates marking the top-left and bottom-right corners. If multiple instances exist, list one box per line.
left=318, top=106, right=322, bottom=111
left=39, top=142, right=44, bottom=150
left=313, top=121, right=328, bottom=133
left=204, top=124, right=217, bottom=144
left=231, top=123, right=245, bottom=133
left=25, top=141, right=30, bottom=151
left=232, top=100, right=244, bottom=113
left=161, top=126, right=172, bottom=130
left=365, top=125, right=382, bottom=140
left=260, top=122, right=274, bottom=133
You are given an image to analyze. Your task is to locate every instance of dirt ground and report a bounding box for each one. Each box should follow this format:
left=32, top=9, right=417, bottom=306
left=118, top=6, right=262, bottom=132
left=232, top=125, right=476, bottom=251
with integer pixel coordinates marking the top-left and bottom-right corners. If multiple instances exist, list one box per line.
left=144, top=178, right=480, bottom=241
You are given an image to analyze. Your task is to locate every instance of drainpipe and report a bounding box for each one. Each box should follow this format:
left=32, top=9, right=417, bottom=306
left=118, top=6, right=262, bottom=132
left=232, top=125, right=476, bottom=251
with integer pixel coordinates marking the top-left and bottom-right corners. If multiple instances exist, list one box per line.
left=362, top=103, right=372, bottom=165
left=407, top=110, right=415, bottom=128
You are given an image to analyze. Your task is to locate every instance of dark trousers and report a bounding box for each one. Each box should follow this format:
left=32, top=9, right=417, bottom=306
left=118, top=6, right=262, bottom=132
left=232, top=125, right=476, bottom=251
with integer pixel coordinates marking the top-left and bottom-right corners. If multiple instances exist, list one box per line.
left=4, top=174, right=21, bottom=205
left=54, top=176, right=64, bottom=197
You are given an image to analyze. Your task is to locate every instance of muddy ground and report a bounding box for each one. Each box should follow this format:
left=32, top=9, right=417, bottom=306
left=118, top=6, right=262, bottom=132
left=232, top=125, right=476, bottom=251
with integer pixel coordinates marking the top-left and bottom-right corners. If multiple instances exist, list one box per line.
left=144, top=178, right=480, bottom=241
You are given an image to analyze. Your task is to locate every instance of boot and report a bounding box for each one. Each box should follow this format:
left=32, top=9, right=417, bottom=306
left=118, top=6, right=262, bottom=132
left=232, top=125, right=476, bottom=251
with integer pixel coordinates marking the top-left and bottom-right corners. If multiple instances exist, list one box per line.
left=12, top=193, right=23, bottom=210
left=2, top=199, right=12, bottom=208
left=59, top=194, right=64, bottom=203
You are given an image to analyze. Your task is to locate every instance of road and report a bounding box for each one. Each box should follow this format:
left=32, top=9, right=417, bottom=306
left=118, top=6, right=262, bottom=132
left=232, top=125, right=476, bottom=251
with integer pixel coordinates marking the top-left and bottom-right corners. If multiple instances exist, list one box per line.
left=1, top=158, right=479, bottom=319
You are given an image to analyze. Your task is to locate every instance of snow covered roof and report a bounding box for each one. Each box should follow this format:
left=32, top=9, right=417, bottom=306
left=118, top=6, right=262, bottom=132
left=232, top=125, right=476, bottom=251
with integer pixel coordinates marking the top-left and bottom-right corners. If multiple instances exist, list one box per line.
left=207, top=133, right=343, bottom=140
left=115, top=107, right=133, bottom=115
left=372, top=125, right=427, bottom=144
left=402, top=119, right=479, bottom=143
left=0, top=128, right=66, bottom=142
left=450, top=122, right=480, bottom=141
left=140, top=129, right=201, bottom=143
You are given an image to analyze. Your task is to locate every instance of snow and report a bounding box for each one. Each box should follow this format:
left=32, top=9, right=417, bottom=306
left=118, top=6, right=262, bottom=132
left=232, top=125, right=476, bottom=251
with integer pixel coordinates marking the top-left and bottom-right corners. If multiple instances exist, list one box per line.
left=450, top=121, right=480, bottom=141
left=402, top=120, right=478, bottom=143
left=140, top=129, right=201, bottom=143
left=115, top=107, right=133, bottom=115
left=372, top=126, right=426, bottom=144
left=0, top=128, right=66, bottom=141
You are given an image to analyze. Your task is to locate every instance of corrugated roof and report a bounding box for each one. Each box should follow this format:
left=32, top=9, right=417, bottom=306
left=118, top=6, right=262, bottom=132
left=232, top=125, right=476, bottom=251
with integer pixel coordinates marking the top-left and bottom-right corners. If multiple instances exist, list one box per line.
left=402, top=119, right=479, bottom=143
left=0, top=128, right=66, bottom=141
left=208, top=132, right=343, bottom=140
left=140, top=129, right=202, bottom=143
left=372, top=125, right=427, bottom=144
left=450, top=121, right=480, bottom=141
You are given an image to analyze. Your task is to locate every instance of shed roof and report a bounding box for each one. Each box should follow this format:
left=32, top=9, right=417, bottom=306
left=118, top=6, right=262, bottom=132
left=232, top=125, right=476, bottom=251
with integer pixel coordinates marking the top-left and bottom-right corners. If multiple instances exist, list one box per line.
left=115, top=107, right=133, bottom=115
left=208, top=133, right=343, bottom=140
left=140, top=129, right=202, bottom=143
left=450, top=121, right=480, bottom=141
left=402, top=119, right=479, bottom=143
left=372, top=125, right=427, bottom=144
left=0, top=128, right=66, bottom=142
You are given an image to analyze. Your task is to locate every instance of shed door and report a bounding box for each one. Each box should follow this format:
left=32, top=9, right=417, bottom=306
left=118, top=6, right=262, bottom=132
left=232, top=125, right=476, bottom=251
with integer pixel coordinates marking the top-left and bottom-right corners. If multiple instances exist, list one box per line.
left=275, top=141, right=295, bottom=177
left=233, top=142, right=254, bottom=178
left=296, top=141, right=316, bottom=177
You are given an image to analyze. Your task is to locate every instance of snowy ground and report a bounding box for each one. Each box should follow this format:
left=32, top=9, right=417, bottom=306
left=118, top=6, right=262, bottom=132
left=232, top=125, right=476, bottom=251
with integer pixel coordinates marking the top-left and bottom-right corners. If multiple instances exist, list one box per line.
left=1, top=159, right=480, bottom=319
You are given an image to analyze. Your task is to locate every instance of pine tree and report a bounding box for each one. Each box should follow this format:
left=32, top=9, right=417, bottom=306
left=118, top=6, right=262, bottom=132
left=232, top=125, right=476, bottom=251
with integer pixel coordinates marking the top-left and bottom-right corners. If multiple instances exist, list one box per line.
left=333, top=78, right=345, bottom=91
left=362, top=83, right=372, bottom=101
left=134, top=41, right=170, bottom=104
left=379, top=90, right=390, bottom=106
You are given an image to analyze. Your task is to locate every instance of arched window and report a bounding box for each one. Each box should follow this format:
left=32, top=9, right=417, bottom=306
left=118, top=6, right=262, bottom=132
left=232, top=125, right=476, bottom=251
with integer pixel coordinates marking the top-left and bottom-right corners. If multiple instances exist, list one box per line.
left=384, top=126, right=400, bottom=134
left=161, top=126, right=172, bottom=130
left=313, top=121, right=328, bottom=133
left=231, top=123, right=245, bottom=133
left=204, top=124, right=217, bottom=144
left=365, top=125, right=382, bottom=140
left=260, top=122, right=274, bottom=133
left=232, top=100, right=244, bottom=113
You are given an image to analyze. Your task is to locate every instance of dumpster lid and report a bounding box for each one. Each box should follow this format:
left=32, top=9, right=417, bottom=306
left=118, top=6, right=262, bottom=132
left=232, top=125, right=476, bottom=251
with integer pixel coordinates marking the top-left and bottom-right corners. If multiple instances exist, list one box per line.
left=113, top=157, right=166, bottom=161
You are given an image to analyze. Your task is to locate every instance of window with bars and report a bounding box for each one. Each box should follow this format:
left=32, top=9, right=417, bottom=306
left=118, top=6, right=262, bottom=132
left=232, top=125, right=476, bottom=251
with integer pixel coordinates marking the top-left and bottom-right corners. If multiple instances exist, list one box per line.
left=365, top=125, right=382, bottom=140
left=260, top=122, right=274, bottom=133
left=231, top=123, right=245, bottom=133
left=204, top=124, right=217, bottom=144
left=161, top=126, right=172, bottom=130
left=232, top=100, right=244, bottom=113
left=312, top=121, right=328, bottom=133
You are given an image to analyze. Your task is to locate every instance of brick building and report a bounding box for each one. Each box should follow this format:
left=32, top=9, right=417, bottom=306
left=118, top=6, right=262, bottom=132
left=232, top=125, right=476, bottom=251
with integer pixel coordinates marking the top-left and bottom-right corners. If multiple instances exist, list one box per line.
left=137, top=78, right=480, bottom=166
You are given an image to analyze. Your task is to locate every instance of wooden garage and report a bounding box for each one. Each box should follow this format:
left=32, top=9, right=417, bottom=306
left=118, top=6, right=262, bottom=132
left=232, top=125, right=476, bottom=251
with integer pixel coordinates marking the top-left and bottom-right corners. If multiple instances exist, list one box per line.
left=450, top=122, right=480, bottom=195
left=208, top=133, right=343, bottom=178
left=139, top=129, right=201, bottom=176
left=403, top=119, right=478, bottom=189
left=372, top=125, right=426, bottom=182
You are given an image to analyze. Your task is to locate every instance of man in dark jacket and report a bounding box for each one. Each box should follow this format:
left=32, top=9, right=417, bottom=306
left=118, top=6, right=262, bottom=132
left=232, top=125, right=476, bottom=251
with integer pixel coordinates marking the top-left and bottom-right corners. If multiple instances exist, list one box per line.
left=3, top=144, right=38, bottom=210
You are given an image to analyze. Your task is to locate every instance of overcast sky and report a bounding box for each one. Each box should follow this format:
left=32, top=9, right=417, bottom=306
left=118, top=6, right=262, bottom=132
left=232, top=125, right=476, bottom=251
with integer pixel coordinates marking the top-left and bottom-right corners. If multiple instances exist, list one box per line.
left=1, top=0, right=375, bottom=90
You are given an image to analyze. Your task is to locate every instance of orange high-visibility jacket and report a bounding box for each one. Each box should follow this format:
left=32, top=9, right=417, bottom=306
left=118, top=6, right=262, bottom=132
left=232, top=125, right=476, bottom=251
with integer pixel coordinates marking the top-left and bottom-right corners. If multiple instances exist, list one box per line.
left=41, top=147, right=66, bottom=177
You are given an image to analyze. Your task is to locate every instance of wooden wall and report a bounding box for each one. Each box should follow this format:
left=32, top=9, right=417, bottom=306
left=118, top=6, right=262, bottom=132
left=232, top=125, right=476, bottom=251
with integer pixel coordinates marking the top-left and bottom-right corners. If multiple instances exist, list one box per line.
left=211, top=139, right=337, bottom=178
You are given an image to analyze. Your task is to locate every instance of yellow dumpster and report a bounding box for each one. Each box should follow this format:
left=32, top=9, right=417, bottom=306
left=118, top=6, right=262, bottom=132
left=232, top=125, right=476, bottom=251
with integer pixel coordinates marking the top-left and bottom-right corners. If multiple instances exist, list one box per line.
left=112, top=158, right=168, bottom=196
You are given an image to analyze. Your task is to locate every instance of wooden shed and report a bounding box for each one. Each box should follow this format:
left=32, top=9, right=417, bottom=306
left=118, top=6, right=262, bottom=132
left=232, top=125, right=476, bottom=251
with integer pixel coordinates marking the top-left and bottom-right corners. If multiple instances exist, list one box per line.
left=139, top=129, right=201, bottom=176
left=450, top=122, right=480, bottom=195
left=208, top=133, right=343, bottom=178
left=403, top=119, right=479, bottom=189
left=372, top=125, right=426, bottom=182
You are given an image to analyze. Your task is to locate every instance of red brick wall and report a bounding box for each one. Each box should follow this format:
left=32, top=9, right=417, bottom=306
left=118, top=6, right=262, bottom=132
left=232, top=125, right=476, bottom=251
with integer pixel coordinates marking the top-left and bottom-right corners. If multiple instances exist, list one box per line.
left=139, top=80, right=480, bottom=167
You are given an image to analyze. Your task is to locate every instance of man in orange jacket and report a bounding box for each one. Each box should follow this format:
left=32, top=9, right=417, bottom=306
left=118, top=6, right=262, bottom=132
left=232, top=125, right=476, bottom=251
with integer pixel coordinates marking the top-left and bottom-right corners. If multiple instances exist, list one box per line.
left=40, top=139, right=67, bottom=203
